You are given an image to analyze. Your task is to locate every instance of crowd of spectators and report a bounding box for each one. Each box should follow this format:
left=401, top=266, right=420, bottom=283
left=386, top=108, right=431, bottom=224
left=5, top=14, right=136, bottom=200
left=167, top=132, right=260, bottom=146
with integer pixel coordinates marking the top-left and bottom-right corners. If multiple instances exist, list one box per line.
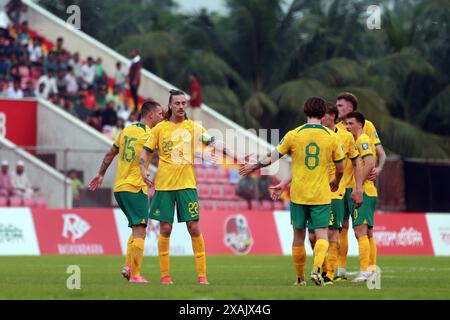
left=0, top=159, right=39, bottom=200
left=0, top=11, right=141, bottom=141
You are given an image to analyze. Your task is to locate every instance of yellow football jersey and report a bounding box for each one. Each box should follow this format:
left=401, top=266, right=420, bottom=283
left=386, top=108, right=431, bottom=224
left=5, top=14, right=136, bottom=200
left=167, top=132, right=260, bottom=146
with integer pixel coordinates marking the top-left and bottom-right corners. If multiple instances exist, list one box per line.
left=277, top=123, right=345, bottom=205
left=336, top=119, right=381, bottom=147
left=329, top=128, right=359, bottom=199
left=143, top=120, right=212, bottom=191
left=113, top=122, right=152, bottom=194
left=355, top=133, right=378, bottom=197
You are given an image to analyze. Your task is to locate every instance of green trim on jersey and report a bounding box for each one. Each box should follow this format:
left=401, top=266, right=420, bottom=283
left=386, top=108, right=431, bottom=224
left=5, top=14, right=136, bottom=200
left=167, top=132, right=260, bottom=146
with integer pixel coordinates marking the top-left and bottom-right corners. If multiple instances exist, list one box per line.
left=297, top=124, right=331, bottom=135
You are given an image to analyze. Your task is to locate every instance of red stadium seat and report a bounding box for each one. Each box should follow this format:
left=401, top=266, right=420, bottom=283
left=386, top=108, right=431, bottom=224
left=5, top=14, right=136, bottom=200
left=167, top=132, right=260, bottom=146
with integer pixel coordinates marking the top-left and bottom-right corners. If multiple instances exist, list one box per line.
left=225, top=201, right=238, bottom=211
left=215, top=168, right=229, bottom=183
left=223, top=184, right=237, bottom=200
left=251, top=200, right=261, bottom=210
left=0, top=197, right=7, bottom=207
left=210, top=184, right=222, bottom=198
left=35, top=196, right=47, bottom=208
left=238, top=200, right=249, bottom=211
left=196, top=168, right=208, bottom=183
left=274, top=201, right=285, bottom=210
left=215, top=200, right=227, bottom=211
left=261, top=200, right=273, bottom=211
left=9, top=196, right=23, bottom=207
left=197, top=184, right=211, bottom=199
left=205, top=168, right=218, bottom=181
left=201, top=200, right=215, bottom=211
left=23, top=197, right=35, bottom=207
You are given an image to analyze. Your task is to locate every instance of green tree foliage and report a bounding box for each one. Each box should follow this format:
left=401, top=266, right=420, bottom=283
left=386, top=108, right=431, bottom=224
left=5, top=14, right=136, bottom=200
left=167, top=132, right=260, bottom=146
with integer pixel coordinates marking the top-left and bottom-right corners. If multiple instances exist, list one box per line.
left=39, top=0, right=450, bottom=158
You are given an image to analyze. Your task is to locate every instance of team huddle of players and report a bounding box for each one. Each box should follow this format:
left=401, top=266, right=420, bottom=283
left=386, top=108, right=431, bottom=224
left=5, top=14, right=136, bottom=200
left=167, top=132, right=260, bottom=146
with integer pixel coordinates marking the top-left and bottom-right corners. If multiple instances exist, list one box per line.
left=89, top=89, right=385, bottom=287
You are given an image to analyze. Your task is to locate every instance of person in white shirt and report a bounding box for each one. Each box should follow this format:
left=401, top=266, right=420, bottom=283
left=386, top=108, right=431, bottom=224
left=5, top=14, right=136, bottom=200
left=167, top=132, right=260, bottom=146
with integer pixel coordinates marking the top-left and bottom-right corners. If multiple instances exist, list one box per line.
left=65, top=66, right=78, bottom=95
left=12, top=160, right=35, bottom=197
left=28, top=37, right=43, bottom=64
left=6, top=81, right=23, bottom=99
left=36, top=69, right=58, bottom=99
left=68, top=52, right=82, bottom=78
left=80, top=56, right=95, bottom=89
left=0, top=10, right=11, bottom=31
left=114, top=61, right=126, bottom=93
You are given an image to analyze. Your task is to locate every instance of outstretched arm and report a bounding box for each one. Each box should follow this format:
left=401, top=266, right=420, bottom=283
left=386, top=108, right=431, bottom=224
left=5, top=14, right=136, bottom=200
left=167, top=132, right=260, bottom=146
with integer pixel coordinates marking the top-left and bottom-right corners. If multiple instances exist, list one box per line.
left=239, top=149, right=282, bottom=177
left=88, top=146, right=119, bottom=191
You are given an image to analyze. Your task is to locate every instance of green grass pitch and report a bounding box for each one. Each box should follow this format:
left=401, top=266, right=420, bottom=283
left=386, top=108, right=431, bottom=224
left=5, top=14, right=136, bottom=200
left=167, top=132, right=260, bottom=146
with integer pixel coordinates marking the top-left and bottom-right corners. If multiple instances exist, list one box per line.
left=1, top=255, right=449, bottom=300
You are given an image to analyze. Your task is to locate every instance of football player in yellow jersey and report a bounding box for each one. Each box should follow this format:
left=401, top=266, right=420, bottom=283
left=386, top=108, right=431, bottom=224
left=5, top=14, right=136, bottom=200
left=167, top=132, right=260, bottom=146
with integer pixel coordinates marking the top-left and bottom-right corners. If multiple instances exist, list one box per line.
left=240, top=97, right=345, bottom=286
left=139, top=89, right=240, bottom=285
left=88, top=100, right=164, bottom=283
left=334, top=92, right=386, bottom=281
left=305, top=104, right=364, bottom=285
left=345, top=111, right=378, bottom=283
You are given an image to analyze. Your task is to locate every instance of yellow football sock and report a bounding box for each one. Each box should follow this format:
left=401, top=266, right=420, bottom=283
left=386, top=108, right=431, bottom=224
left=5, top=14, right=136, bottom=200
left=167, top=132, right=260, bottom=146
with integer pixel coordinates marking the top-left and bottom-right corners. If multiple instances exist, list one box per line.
left=125, top=234, right=133, bottom=267
left=313, top=239, right=329, bottom=271
left=130, top=238, right=145, bottom=278
left=192, top=235, right=206, bottom=277
left=158, top=235, right=170, bottom=277
left=292, top=246, right=306, bottom=281
left=326, top=242, right=339, bottom=279
left=358, top=235, right=370, bottom=272
left=368, top=236, right=377, bottom=272
left=322, top=255, right=328, bottom=273
left=338, top=227, right=349, bottom=269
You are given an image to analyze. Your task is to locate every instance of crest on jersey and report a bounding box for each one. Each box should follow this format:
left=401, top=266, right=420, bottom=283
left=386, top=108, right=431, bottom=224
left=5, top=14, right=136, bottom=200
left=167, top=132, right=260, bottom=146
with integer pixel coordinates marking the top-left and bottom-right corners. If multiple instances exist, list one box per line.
left=362, top=143, right=369, bottom=150
left=224, top=214, right=253, bottom=255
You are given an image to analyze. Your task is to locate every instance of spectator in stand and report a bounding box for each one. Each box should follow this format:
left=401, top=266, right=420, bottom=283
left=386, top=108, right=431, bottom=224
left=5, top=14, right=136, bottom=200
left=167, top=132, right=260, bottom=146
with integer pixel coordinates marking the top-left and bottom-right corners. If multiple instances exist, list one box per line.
left=94, top=57, right=107, bottom=90
left=111, top=117, right=125, bottom=140
left=36, top=69, right=57, bottom=99
left=128, top=49, right=141, bottom=109
left=125, top=108, right=140, bottom=127
left=17, top=20, right=29, bottom=46
left=34, top=81, right=46, bottom=99
left=257, top=174, right=273, bottom=202
left=64, top=65, right=78, bottom=98
left=0, top=79, right=7, bottom=97
left=114, top=61, right=126, bottom=93
left=0, top=160, right=13, bottom=196
left=0, top=10, right=11, bottom=37
left=106, top=85, right=122, bottom=111
left=86, top=111, right=102, bottom=131
left=83, top=87, right=96, bottom=109
left=96, top=86, right=107, bottom=110
left=117, top=98, right=131, bottom=121
left=9, top=64, right=20, bottom=83
left=188, top=72, right=202, bottom=121
left=43, top=51, right=58, bottom=74
left=12, top=160, right=37, bottom=197
left=68, top=169, right=84, bottom=207
left=6, top=80, right=23, bottom=98
left=100, top=100, right=118, bottom=127
left=5, top=0, right=23, bottom=27
left=74, top=94, right=90, bottom=121
left=80, top=56, right=95, bottom=89
left=52, top=37, right=67, bottom=60
left=28, top=37, right=42, bottom=66
left=0, top=54, right=10, bottom=77
left=56, top=68, right=67, bottom=97
left=237, top=175, right=256, bottom=210
left=22, top=79, right=35, bottom=97
left=68, top=52, right=82, bottom=78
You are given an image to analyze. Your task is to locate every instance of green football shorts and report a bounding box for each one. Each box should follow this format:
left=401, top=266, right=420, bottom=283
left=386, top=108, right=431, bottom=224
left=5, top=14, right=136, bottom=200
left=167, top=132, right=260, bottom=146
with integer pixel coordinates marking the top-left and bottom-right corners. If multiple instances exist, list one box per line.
left=149, top=188, right=199, bottom=223
left=351, top=193, right=377, bottom=228
left=114, top=191, right=149, bottom=228
left=343, top=188, right=354, bottom=220
left=290, top=202, right=331, bottom=230
left=306, top=199, right=344, bottom=232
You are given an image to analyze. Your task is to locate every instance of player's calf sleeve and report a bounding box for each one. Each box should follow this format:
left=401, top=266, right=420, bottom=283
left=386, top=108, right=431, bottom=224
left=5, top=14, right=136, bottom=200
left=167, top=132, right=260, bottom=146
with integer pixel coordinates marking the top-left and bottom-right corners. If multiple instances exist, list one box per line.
left=131, top=238, right=145, bottom=277
left=292, top=246, right=306, bottom=281
left=368, top=236, right=377, bottom=272
left=326, top=242, right=339, bottom=279
left=338, top=228, right=349, bottom=269
left=191, top=235, right=206, bottom=277
left=125, top=234, right=133, bottom=267
left=313, top=239, right=329, bottom=272
left=358, top=235, right=370, bottom=272
left=158, top=235, right=170, bottom=277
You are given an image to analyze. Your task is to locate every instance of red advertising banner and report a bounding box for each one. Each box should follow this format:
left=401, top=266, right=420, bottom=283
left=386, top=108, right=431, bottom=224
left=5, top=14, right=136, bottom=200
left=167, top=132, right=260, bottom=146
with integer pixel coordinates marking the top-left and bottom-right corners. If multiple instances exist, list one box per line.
left=201, top=210, right=282, bottom=255
left=32, top=209, right=122, bottom=255
left=0, top=99, right=37, bottom=147
left=373, top=213, right=433, bottom=255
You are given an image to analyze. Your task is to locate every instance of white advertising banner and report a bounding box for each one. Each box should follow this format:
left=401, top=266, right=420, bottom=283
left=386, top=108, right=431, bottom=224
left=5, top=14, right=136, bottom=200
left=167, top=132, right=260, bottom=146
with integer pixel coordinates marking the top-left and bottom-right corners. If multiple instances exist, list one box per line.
left=426, top=213, right=450, bottom=256
left=273, top=210, right=359, bottom=256
left=0, top=208, right=40, bottom=255
left=113, top=208, right=193, bottom=256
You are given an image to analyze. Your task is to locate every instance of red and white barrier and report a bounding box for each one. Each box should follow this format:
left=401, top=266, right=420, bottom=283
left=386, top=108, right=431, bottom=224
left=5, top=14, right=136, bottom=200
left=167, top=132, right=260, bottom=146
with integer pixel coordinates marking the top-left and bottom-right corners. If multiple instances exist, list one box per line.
left=0, top=208, right=447, bottom=256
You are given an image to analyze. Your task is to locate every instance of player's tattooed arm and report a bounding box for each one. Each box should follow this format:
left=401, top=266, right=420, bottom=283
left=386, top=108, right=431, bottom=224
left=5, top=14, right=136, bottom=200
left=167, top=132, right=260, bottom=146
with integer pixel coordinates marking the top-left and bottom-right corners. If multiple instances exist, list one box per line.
left=88, top=145, right=118, bottom=191
left=239, top=149, right=281, bottom=176
left=138, top=149, right=154, bottom=186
